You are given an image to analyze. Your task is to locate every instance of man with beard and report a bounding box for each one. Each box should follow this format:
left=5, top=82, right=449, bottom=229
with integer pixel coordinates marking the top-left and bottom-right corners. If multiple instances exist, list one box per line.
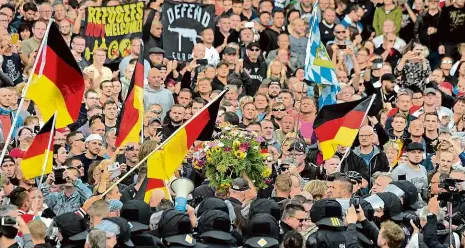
left=391, top=143, right=428, bottom=191
left=162, top=104, right=185, bottom=138
left=67, top=131, right=85, bottom=158
left=267, top=81, right=281, bottom=99
left=239, top=102, right=257, bottom=128
left=75, top=134, right=104, bottom=183
left=243, top=42, right=267, bottom=96
left=260, top=10, right=285, bottom=54
left=320, top=8, right=336, bottom=46
left=1, top=155, right=16, bottom=178
left=120, top=143, right=140, bottom=186
left=177, top=89, right=192, bottom=107
left=59, top=19, right=72, bottom=46
left=71, top=36, right=89, bottom=71
left=103, top=100, right=118, bottom=131
left=271, top=102, right=286, bottom=129
left=275, top=115, right=296, bottom=144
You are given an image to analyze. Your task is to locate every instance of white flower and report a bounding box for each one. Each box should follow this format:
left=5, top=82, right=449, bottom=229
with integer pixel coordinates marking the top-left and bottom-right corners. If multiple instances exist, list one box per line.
left=218, top=142, right=225, bottom=147
left=254, top=146, right=259, bottom=150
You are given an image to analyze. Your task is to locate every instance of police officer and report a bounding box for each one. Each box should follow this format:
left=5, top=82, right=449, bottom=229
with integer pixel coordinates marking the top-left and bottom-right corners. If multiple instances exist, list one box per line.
left=158, top=209, right=206, bottom=248
left=197, top=210, right=237, bottom=248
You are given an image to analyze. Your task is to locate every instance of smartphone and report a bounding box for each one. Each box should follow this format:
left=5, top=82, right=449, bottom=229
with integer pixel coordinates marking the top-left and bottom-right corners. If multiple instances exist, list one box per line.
left=245, top=22, right=254, bottom=28
left=350, top=196, right=361, bottom=210
left=11, top=33, right=18, bottom=45
left=1, top=216, right=17, bottom=226
left=197, top=59, right=208, bottom=66
left=53, top=168, right=67, bottom=185
left=337, top=44, right=347, bottom=49
left=398, top=174, right=407, bottom=181
left=33, top=125, right=40, bottom=134
left=108, top=162, right=121, bottom=180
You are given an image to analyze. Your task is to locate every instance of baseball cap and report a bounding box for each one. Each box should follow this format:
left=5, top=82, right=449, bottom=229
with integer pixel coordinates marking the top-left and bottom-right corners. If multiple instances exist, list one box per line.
left=231, top=177, right=249, bottom=191
left=243, top=213, right=280, bottom=248
left=424, top=88, right=436, bottom=95
left=223, top=47, right=237, bottom=55
left=380, top=73, right=396, bottom=82
left=247, top=42, right=260, bottom=50
left=149, top=47, right=165, bottom=55
left=288, top=140, right=306, bottom=153
left=55, top=212, right=87, bottom=240
left=280, top=157, right=297, bottom=167
left=121, top=200, right=151, bottom=231
left=268, top=81, right=281, bottom=87
left=148, top=118, right=162, bottom=126
left=198, top=210, right=233, bottom=241
left=159, top=209, right=196, bottom=247
left=1, top=155, right=14, bottom=165
left=310, top=199, right=344, bottom=227
left=406, top=142, right=424, bottom=152
left=85, top=134, right=102, bottom=143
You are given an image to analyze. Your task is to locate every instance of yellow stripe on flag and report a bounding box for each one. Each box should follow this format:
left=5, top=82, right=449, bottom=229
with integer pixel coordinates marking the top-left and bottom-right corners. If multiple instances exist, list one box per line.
left=319, top=126, right=359, bottom=160
left=26, top=74, right=73, bottom=128
left=21, top=151, right=53, bottom=180
left=144, top=187, right=170, bottom=203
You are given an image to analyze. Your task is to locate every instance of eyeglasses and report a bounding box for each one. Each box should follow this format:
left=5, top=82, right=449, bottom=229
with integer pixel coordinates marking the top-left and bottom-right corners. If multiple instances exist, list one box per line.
left=152, top=110, right=162, bottom=114
left=273, top=108, right=285, bottom=111
left=293, top=216, right=307, bottom=223
left=335, top=31, right=345, bottom=33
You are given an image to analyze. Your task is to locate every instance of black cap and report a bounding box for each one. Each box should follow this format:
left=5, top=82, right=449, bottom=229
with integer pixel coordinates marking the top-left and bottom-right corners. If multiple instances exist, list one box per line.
left=249, top=199, right=281, bottom=221
left=381, top=73, right=396, bottom=82
left=223, top=47, right=237, bottom=54
left=244, top=213, right=280, bottom=248
left=216, top=61, right=229, bottom=69
left=159, top=209, right=196, bottom=246
left=148, top=118, right=162, bottom=126
left=231, top=177, right=249, bottom=191
left=389, top=181, right=419, bottom=210
left=268, top=81, right=281, bottom=87
left=196, top=197, right=229, bottom=218
left=121, top=200, right=151, bottom=230
left=1, top=155, right=14, bottom=165
left=288, top=140, right=306, bottom=153
left=310, top=199, right=344, bottom=227
left=55, top=213, right=87, bottom=240
left=198, top=210, right=233, bottom=241
left=376, top=192, right=403, bottom=221
left=149, top=47, right=165, bottom=55
left=192, top=184, right=215, bottom=199
left=406, top=142, right=424, bottom=152
left=247, top=42, right=260, bottom=50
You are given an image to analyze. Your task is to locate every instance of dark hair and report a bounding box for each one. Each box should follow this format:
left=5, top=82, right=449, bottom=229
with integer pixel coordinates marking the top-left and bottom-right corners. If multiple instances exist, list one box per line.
left=63, top=157, right=80, bottom=167
left=272, top=9, right=285, bottom=18
left=156, top=199, right=174, bottom=212
left=66, top=131, right=82, bottom=145
left=103, top=99, right=117, bottom=109
left=282, top=231, right=304, bottom=248
left=9, top=187, right=28, bottom=208
left=223, top=112, right=240, bottom=125
left=0, top=4, right=15, bottom=13
left=23, top=2, right=38, bottom=12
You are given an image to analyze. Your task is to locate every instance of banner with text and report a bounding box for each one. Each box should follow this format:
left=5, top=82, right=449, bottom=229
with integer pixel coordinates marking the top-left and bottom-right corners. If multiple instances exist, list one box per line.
left=162, top=0, right=215, bottom=61
left=82, top=2, right=144, bottom=64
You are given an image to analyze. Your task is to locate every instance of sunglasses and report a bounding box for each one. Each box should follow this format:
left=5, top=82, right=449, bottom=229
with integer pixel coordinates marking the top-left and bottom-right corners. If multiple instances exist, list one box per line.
left=281, top=166, right=289, bottom=172
left=250, top=48, right=260, bottom=52
left=294, top=217, right=308, bottom=223
left=75, top=164, right=83, bottom=169
left=273, top=108, right=285, bottom=111
left=73, top=138, right=85, bottom=143
left=335, top=31, right=345, bottom=34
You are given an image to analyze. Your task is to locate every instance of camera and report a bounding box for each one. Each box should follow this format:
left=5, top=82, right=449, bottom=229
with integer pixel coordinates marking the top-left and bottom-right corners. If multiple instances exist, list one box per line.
left=372, top=58, right=384, bottom=69
left=403, top=212, right=420, bottom=228
left=0, top=216, right=17, bottom=227
left=53, top=168, right=67, bottom=185
left=438, top=178, right=462, bottom=202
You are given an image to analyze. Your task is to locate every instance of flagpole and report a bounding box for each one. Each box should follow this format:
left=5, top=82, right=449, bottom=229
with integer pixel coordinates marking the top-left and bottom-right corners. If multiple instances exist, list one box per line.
left=336, top=94, right=376, bottom=171
left=0, top=19, right=54, bottom=164
left=38, top=112, right=57, bottom=189
left=100, top=89, right=228, bottom=197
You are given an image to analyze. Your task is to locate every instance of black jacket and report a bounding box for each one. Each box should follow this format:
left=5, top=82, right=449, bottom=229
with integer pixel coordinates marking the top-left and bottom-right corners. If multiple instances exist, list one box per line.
left=243, top=56, right=267, bottom=96
left=357, top=220, right=380, bottom=248
left=352, top=146, right=390, bottom=179
left=423, top=214, right=448, bottom=248
left=307, top=224, right=362, bottom=248
left=337, top=151, right=370, bottom=181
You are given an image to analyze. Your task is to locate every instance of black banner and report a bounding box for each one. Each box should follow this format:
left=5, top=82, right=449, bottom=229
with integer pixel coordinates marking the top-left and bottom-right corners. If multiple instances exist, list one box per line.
left=162, top=0, right=215, bottom=61
left=81, top=2, right=144, bottom=64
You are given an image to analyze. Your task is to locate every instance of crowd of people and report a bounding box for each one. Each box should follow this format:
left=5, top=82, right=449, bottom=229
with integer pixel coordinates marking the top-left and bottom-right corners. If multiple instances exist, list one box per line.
left=0, top=0, right=465, bottom=247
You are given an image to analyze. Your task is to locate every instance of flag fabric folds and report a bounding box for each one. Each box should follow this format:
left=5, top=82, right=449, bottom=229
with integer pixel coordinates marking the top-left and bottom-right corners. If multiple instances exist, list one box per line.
left=304, top=3, right=340, bottom=108
left=25, top=22, right=85, bottom=128
left=21, top=115, right=55, bottom=180
left=115, top=48, right=144, bottom=148
left=313, top=96, right=374, bottom=160
left=144, top=91, right=226, bottom=202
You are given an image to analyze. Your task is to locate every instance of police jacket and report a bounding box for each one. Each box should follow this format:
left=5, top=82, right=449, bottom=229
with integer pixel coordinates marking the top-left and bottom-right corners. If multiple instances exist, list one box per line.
left=307, top=224, right=362, bottom=248
left=356, top=220, right=380, bottom=248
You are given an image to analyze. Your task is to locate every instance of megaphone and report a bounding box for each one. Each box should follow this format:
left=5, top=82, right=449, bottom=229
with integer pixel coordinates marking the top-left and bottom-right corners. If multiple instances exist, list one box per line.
left=170, top=178, right=194, bottom=212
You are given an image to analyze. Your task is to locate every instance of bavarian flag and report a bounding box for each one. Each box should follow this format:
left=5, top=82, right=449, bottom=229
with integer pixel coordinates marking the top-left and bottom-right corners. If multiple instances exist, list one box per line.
left=313, top=96, right=374, bottom=160
left=25, top=22, right=85, bottom=128
left=115, top=45, right=144, bottom=148
left=21, top=115, right=55, bottom=180
left=144, top=90, right=226, bottom=203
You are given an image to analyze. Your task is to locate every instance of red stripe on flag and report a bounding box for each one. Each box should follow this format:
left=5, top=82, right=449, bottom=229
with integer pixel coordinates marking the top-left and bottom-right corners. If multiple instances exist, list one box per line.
left=146, top=178, right=165, bottom=191
left=315, top=110, right=366, bottom=141
left=184, top=108, right=211, bottom=149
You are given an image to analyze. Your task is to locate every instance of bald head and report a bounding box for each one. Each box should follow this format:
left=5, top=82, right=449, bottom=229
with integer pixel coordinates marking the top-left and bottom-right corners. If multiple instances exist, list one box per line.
left=359, top=125, right=374, bottom=147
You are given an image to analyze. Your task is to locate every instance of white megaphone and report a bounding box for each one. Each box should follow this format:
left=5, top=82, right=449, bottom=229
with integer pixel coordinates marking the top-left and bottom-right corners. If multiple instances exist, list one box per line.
left=170, top=178, right=194, bottom=212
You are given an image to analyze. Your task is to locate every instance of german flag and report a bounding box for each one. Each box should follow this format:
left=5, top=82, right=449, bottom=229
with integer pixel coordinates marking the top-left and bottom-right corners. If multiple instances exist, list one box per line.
left=25, top=22, right=85, bottom=129
left=21, top=115, right=55, bottom=180
left=313, top=96, right=374, bottom=160
left=144, top=90, right=226, bottom=203
left=115, top=45, right=144, bottom=148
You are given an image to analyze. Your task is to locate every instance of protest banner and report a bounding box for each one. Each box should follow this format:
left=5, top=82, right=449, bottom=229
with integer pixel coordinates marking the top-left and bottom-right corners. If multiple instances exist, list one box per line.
left=82, top=2, right=144, bottom=63
left=162, top=0, right=215, bottom=61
